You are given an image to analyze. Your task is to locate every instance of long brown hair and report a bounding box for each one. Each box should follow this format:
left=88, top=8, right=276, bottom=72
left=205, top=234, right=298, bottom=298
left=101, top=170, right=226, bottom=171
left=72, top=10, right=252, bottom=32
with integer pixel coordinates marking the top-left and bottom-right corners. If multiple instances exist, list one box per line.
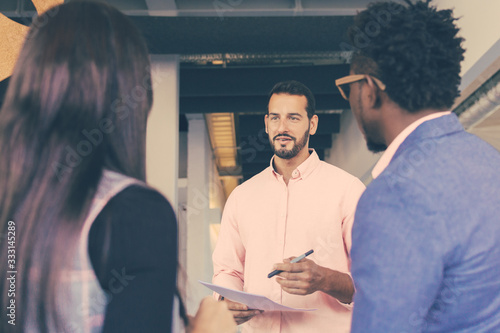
left=0, top=1, right=152, bottom=331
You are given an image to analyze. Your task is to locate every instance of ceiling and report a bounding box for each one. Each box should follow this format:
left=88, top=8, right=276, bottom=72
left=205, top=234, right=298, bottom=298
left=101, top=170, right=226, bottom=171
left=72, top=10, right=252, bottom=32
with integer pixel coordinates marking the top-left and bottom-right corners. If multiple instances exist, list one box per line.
left=0, top=0, right=376, bottom=16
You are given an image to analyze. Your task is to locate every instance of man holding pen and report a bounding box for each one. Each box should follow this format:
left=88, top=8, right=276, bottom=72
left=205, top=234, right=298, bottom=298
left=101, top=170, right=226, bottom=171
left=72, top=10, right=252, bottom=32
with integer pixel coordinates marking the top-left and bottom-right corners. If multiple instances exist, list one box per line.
left=212, top=81, right=365, bottom=332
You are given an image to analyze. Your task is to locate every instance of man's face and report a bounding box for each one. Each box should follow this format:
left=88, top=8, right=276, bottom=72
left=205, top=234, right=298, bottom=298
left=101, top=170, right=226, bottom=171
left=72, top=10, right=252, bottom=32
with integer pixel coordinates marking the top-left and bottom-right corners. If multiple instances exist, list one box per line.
left=265, top=93, right=314, bottom=160
left=348, top=73, right=387, bottom=153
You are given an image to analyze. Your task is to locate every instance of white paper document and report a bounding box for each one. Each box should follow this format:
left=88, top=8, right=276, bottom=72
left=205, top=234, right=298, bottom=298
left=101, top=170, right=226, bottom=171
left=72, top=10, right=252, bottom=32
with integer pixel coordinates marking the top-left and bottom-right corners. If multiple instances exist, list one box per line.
left=199, top=281, right=317, bottom=312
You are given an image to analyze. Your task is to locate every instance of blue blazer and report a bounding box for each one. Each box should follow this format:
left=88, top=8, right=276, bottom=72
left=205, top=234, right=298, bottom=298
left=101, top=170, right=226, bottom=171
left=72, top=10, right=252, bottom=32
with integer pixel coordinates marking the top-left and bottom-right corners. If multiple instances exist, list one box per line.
left=351, top=113, right=500, bottom=332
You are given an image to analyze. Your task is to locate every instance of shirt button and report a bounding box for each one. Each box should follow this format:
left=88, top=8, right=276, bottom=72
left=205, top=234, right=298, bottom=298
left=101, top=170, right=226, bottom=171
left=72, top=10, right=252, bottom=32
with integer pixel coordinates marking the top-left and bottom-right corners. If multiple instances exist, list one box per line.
left=292, top=170, right=299, bottom=177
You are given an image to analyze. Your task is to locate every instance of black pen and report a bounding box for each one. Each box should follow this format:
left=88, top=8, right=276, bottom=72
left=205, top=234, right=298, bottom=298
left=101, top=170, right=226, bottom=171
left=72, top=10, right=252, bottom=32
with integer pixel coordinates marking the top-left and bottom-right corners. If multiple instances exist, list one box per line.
left=267, top=249, right=314, bottom=278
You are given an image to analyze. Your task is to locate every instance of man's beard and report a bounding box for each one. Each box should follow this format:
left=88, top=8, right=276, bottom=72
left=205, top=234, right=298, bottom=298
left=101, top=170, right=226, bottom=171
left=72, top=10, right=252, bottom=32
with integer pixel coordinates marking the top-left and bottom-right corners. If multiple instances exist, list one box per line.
left=270, top=128, right=309, bottom=159
left=365, top=132, right=387, bottom=153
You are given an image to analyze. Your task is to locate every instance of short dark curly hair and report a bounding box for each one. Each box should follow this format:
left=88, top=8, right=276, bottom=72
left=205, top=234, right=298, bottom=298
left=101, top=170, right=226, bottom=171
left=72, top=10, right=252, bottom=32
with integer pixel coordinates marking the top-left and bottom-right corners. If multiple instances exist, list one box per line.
left=348, top=0, right=465, bottom=112
left=268, top=80, right=316, bottom=119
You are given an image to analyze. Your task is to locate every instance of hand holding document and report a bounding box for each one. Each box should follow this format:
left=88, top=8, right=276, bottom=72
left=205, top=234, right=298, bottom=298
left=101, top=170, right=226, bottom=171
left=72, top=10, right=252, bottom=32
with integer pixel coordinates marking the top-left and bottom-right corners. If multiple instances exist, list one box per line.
left=199, top=281, right=317, bottom=312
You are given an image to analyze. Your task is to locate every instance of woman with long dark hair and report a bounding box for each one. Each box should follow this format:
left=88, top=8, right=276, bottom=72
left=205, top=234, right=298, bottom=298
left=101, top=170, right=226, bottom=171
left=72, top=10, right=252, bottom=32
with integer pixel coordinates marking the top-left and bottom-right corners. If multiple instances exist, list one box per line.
left=0, top=1, right=235, bottom=332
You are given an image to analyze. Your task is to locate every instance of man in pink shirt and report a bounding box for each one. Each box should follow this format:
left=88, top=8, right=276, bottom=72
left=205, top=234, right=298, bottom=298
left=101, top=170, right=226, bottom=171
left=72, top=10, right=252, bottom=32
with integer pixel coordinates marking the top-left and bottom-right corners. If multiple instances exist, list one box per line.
left=212, top=81, right=365, bottom=332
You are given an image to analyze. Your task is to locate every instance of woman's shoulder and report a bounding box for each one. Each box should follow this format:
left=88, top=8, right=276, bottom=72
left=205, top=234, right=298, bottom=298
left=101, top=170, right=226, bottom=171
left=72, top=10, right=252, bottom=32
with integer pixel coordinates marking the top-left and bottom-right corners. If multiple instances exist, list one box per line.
left=88, top=184, right=178, bottom=280
left=92, top=184, right=177, bottom=239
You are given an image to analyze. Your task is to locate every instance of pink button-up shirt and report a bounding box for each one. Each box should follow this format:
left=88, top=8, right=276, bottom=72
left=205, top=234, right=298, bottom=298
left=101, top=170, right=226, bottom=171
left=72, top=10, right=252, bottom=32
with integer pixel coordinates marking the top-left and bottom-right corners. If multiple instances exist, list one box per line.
left=213, top=150, right=365, bottom=333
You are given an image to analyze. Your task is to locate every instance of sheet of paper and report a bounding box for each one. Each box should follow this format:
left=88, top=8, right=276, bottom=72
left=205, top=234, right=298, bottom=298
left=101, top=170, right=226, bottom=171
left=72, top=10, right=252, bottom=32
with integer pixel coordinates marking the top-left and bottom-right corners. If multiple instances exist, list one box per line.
left=199, top=281, right=317, bottom=312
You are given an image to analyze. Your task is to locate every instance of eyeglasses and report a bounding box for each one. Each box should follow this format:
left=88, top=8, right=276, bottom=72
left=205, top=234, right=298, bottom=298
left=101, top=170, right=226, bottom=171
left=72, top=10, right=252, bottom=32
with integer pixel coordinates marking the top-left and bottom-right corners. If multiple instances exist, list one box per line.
left=335, top=74, right=386, bottom=101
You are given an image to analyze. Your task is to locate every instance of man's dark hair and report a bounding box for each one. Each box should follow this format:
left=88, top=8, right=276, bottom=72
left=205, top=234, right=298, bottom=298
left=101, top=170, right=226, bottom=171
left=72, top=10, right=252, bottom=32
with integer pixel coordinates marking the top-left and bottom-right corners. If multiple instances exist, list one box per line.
left=348, top=0, right=465, bottom=112
left=268, top=80, right=316, bottom=118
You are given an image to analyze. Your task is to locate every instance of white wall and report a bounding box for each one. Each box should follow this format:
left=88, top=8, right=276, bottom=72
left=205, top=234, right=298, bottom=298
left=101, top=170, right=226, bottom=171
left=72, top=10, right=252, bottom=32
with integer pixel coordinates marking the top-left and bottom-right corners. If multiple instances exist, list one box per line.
left=434, top=0, right=500, bottom=76
left=325, top=110, right=382, bottom=185
left=146, top=55, right=180, bottom=207
left=184, top=114, right=227, bottom=314
left=435, top=0, right=500, bottom=152
left=146, top=57, right=227, bottom=314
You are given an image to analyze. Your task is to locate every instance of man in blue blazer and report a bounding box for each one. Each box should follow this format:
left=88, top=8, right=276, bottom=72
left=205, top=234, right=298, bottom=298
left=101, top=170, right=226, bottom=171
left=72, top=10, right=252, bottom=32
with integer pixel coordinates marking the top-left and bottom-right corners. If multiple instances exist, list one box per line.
left=335, top=0, right=500, bottom=332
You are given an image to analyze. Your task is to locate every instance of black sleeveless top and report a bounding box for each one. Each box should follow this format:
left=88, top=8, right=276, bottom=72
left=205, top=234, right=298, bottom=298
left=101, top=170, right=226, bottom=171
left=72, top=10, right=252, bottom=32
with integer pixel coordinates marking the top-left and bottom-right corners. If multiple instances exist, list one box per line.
left=88, top=185, right=178, bottom=332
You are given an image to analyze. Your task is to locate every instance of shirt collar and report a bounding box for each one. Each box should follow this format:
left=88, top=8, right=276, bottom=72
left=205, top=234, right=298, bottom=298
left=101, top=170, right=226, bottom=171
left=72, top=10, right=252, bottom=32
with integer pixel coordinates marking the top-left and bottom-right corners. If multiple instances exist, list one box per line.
left=371, top=111, right=451, bottom=179
left=270, top=149, right=320, bottom=180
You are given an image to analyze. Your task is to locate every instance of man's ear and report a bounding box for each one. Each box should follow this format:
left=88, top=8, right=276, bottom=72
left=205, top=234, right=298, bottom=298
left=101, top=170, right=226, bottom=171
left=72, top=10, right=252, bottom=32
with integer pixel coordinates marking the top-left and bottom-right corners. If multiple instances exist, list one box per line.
left=264, top=114, right=269, bottom=134
left=309, top=114, right=318, bottom=136
left=365, top=76, right=382, bottom=109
